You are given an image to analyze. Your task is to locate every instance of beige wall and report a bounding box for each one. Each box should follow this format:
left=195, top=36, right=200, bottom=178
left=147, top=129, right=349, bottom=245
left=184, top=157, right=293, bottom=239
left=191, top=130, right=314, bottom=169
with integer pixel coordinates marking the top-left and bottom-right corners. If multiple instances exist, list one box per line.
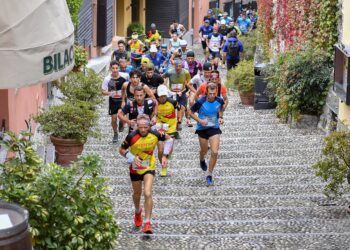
left=116, top=0, right=132, bottom=37
left=139, top=0, right=146, bottom=27
left=338, top=0, right=350, bottom=127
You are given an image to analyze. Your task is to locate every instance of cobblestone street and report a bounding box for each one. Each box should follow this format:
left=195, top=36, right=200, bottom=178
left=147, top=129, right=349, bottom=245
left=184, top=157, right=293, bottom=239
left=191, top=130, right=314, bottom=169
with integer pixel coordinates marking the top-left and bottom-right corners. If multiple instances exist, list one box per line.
left=83, top=90, right=350, bottom=249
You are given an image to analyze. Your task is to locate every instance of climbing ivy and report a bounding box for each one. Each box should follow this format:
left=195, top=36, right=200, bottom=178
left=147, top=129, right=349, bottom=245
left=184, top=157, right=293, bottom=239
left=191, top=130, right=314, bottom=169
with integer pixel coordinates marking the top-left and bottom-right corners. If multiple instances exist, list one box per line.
left=66, top=0, right=83, bottom=29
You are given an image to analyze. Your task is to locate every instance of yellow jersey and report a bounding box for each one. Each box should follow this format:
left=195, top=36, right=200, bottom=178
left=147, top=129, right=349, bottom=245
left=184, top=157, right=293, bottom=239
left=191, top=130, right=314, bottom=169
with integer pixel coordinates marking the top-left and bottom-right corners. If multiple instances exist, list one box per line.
left=157, top=98, right=179, bottom=134
left=121, top=129, right=166, bottom=175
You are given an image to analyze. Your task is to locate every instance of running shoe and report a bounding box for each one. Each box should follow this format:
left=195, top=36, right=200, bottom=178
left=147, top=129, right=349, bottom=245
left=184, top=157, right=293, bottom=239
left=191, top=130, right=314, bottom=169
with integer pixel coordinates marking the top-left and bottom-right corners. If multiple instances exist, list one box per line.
left=186, top=119, right=193, bottom=127
left=143, top=221, right=153, bottom=234
left=160, top=167, right=167, bottom=177
left=118, top=121, right=124, bottom=132
left=134, top=208, right=143, bottom=227
left=200, top=160, right=208, bottom=171
left=112, top=132, right=118, bottom=143
left=206, top=175, right=214, bottom=186
left=174, top=132, right=181, bottom=140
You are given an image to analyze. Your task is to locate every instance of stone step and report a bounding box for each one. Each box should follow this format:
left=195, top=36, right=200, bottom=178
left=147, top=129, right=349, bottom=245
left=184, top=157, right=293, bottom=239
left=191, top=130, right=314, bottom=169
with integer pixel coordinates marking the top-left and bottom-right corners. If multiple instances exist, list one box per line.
left=86, top=134, right=323, bottom=145
left=115, top=233, right=350, bottom=249
left=115, top=218, right=350, bottom=236
left=111, top=194, right=350, bottom=210
left=114, top=206, right=349, bottom=222
left=84, top=141, right=322, bottom=152
left=109, top=183, right=326, bottom=198
left=106, top=174, right=321, bottom=186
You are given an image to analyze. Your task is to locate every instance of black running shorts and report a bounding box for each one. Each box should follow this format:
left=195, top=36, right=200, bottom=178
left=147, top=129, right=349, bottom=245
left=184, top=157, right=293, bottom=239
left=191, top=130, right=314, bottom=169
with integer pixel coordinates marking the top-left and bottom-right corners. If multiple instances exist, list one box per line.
left=195, top=128, right=222, bottom=140
left=130, top=170, right=155, bottom=182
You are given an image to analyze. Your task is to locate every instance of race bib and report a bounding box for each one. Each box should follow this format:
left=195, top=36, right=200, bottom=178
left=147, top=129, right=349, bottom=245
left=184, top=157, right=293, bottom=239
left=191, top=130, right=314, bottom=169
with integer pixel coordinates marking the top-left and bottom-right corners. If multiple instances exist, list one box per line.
left=206, top=116, right=217, bottom=127
left=171, top=84, right=183, bottom=92
left=203, top=35, right=208, bottom=39
left=112, top=90, right=122, bottom=99
left=132, top=160, right=150, bottom=170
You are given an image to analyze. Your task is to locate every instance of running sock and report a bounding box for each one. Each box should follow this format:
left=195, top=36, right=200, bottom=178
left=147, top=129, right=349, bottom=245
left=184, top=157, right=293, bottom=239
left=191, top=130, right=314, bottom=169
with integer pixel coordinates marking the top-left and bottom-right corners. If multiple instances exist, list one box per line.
left=207, top=171, right=213, bottom=177
left=135, top=208, right=141, bottom=214
left=145, top=219, right=151, bottom=224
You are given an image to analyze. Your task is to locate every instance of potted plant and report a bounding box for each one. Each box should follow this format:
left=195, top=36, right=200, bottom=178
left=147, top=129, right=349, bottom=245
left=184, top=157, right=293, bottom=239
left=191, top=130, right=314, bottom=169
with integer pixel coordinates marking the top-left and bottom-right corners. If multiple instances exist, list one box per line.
left=227, top=59, right=255, bottom=105
left=313, top=131, right=350, bottom=197
left=73, top=45, right=88, bottom=72
left=266, top=47, right=332, bottom=126
left=34, top=102, right=98, bottom=166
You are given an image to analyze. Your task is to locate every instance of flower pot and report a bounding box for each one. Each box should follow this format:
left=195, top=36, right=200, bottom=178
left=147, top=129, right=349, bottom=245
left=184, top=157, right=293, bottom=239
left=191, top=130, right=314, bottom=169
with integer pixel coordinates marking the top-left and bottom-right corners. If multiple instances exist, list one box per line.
left=239, top=92, right=255, bottom=106
left=50, top=135, right=84, bottom=166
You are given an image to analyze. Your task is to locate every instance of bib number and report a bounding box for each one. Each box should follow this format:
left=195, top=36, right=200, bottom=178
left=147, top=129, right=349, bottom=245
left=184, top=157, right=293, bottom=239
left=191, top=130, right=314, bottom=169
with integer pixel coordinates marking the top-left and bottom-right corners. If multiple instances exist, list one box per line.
left=206, top=116, right=217, bottom=127
left=171, top=84, right=183, bottom=92
left=132, top=160, right=150, bottom=170
left=112, top=90, right=122, bottom=99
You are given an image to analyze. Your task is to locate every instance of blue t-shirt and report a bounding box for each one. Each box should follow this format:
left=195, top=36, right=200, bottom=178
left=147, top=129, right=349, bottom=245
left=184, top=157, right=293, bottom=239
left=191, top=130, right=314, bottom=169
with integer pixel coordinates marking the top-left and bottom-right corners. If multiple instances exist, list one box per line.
left=119, top=65, right=134, bottom=73
left=191, top=96, right=224, bottom=130
left=146, top=53, right=162, bottom=69
left=199, top=25, right=213, bottom=38
left=220, top=17, right=233, bottom=26
left=222, top=37, right=244, bottom=60
left=236, top=17, right=251, bottom=34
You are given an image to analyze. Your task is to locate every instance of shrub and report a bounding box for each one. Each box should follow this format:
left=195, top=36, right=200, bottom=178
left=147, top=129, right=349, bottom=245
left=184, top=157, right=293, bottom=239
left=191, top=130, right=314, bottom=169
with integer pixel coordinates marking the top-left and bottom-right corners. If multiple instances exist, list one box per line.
left=74, top=45, right=88, bottom=69
left=127, top=22, right=145, bottom=37
left=312, top=131, right=350, bottom=197
left=58, top=69, right=103, bottom=108
left=34, top=102, right=99, bottom=143
left=226, top=60, right=255, bottom=94
left=0, top=132, right=119, bottom=249
left=239, top=30, right=257, bottom=61
left=266, top=47, right=332, bottom=122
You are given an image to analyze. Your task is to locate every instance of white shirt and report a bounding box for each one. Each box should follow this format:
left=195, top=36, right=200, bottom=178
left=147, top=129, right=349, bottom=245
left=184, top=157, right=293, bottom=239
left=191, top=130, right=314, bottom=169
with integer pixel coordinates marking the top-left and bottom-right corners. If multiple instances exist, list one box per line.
left=101, top=72, right=129, bottom=91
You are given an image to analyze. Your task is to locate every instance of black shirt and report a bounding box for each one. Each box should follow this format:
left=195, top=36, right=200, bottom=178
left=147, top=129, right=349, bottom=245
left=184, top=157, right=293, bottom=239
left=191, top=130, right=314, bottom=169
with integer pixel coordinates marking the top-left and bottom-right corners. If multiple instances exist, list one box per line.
left=141, top=73, right=164, bottom=90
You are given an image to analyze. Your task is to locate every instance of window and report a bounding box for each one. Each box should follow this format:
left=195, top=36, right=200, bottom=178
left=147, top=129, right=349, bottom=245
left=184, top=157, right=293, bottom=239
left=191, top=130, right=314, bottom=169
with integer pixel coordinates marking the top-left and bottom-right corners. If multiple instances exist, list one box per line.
left=333, top=43, right=350, bottom=105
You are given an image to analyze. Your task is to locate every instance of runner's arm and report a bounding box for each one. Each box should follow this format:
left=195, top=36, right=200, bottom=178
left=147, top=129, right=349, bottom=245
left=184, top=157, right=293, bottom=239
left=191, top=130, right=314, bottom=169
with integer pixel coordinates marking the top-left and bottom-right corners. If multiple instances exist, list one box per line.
left=121, top=82, right=127, bottom=107
left=144, top=85, right=156, bottom=102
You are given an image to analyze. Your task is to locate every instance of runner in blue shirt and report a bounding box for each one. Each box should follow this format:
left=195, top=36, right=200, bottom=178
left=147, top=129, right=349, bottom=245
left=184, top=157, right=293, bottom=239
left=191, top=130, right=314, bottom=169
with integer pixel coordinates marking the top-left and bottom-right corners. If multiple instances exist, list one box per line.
left=236, top=12, right=252, bottom=34
left=146, top=45, right=162, bottom=70
left=199, top=20, right=213, bottom=60
left=189, top=83, right=225, bottom=186
left=158, top=44, right=171, bottom=74
left=222, top=30, right=244, bottom=70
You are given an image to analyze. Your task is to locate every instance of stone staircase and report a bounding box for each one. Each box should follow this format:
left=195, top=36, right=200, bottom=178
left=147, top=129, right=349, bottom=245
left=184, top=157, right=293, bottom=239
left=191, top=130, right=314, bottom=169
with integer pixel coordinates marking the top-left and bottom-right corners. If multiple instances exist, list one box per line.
left=83, top=92, right=350, bottom=249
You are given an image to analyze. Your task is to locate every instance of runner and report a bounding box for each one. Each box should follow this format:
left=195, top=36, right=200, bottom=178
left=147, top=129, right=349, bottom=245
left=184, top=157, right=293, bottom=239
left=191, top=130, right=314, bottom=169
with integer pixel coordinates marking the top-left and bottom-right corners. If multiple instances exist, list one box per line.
left=189, top=83, right=225, bottom=185
left=154, top=85, right=180, bottom=176
left=121, top=70, right=156, bottom=105
left=101, top=60, right=129, bottom=143
left=141, top=64, right=164, bottom=96
left=111, top=40, right=130, bottom=62
left=162, top=59, right=196, bottom=138
left=146, top=45, right=162, bottom=70
left=169, top=32, right=182, bottom=54
left=206, top=26, right=224, bottom=70
left=145, top=23, right=162, bottom=48
left=119, top=114, right=174, bottom=233
left=222, top=30, right=244, bottom=70
left=118, top=86, right=157, bottom=133
left=128, top=32, right=145, bottom=67
left=118, top=58, right=134, bottom=73
left=199, top=20, right=213, bottom=60
left=169, top=20, right=186, bottom=39
left=192, top=70, right=229, bottom=111
left=158, top=44, right=171, bottom=74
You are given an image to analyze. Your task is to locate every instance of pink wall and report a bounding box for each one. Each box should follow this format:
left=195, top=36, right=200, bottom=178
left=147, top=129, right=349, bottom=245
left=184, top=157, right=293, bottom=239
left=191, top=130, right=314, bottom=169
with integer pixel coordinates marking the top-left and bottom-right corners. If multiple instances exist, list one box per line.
left=0, top=90, right=9, bottom=131
left=193, top=0, right=210, bottom=41
left=6, top=83, right=47, bottom=134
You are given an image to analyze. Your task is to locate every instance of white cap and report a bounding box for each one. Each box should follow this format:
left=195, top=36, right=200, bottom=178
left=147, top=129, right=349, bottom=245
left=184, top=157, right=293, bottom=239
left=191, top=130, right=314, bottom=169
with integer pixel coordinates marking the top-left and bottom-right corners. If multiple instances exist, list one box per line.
left=157, top=85, right=169, bottom=97
left=220, top=19, right=226, bottom=25
left=179, top=39, right=187, bottom=47
left=150, top=45, right=157, bottom=53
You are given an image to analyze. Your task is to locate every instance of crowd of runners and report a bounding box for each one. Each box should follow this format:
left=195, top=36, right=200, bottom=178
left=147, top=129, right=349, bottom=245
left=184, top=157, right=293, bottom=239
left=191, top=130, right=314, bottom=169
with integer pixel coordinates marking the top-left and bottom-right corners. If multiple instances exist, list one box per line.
left=101, top=9, right=257, bottom=234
